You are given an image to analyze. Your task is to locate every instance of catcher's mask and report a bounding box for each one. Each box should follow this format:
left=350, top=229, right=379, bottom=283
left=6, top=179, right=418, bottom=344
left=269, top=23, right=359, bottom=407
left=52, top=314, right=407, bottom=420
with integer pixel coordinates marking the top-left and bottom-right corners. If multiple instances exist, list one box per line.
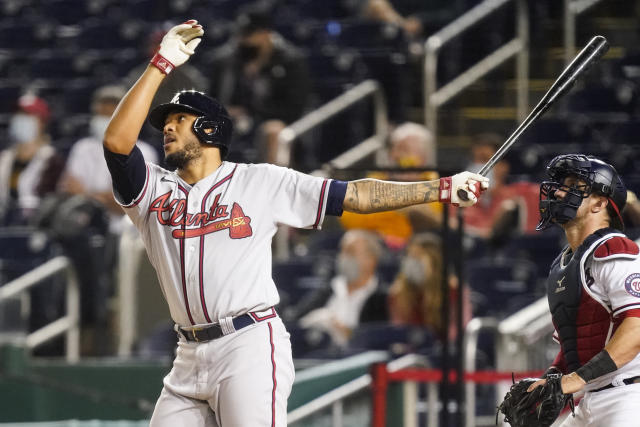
left=149, top=90, right=234, bottom=159
left=537, top=154, right=626, bottom=231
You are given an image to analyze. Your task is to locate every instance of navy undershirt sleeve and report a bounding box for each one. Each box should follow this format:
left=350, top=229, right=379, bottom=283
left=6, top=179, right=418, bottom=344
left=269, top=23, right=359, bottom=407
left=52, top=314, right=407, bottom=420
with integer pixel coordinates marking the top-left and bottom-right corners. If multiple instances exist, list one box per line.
left=326, top=180, right=347, bottom=216
left=103, top=145, right=147, bottom=205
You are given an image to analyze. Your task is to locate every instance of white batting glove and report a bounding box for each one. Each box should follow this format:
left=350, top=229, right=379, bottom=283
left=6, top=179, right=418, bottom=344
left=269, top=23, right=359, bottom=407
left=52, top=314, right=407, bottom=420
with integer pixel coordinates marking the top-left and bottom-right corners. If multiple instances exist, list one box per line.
left=439, top=171, right=490, bottom=207
left=150, top=20, right=204, bottom=75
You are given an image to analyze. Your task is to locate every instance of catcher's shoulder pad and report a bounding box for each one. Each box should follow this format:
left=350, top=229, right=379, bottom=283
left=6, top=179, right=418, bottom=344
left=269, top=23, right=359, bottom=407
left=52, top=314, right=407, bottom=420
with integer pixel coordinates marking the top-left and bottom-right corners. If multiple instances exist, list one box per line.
left=593, top=236, right=639, bottom=261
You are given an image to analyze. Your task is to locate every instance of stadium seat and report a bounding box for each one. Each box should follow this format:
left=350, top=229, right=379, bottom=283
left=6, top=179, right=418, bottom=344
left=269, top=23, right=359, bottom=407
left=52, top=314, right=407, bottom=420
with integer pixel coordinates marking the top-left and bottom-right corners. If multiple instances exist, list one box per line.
left=348, top=322, right=436, bottom=355
left=566, top=85, right=635, bottom=115
left=40, top=0, right=92, bottom=25
left=466, top=257, right=540, bottom=318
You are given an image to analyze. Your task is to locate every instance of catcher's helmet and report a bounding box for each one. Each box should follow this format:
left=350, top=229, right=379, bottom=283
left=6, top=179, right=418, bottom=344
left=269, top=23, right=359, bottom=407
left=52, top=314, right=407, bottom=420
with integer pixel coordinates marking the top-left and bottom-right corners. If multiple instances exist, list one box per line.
left=537, top=154, right=627, bottom=231
left=149, top=90, right=233, bottom=158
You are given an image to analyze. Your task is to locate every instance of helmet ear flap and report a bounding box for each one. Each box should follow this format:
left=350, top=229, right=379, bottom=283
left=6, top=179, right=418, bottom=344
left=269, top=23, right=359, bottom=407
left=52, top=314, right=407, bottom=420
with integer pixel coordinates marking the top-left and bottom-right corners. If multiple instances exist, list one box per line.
left=192, top=116, right=230, bottom=158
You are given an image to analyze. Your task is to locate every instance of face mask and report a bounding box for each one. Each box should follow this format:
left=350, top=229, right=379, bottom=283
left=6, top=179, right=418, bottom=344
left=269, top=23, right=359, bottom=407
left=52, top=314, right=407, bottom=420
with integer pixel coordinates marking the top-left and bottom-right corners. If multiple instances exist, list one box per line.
left=336, top=254, right=360, bottom=283
left=396, top=156, right=422, bottom=168
left=9, top=114, right=39, bottom=144
left=238, top=44, right=260, bottom=62
left=401, top=257, right=426, bottom=287
left=89, top=115, right=110, bottom=140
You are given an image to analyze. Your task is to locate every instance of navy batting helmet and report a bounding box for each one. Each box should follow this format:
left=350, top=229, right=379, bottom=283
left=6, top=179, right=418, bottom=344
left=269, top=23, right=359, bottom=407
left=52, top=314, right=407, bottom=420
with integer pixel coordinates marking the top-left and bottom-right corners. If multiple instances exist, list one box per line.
left=537, top=154, right=627, bottom=231
left=149, top=90, right=233, bottom=158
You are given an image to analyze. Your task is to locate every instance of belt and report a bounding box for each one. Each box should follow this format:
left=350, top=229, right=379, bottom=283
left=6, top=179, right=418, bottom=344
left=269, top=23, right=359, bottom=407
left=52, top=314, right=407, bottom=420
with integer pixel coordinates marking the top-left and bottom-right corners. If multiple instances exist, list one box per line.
left=591, top=375, right=640, bottom=392
left=178, top=308, right=277, bottom=343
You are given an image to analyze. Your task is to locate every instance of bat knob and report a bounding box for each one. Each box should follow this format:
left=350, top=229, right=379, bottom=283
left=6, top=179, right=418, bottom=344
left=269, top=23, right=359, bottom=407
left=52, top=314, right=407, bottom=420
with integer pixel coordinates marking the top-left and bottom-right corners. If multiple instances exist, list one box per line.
left=457, top=188, right=469, bottom=202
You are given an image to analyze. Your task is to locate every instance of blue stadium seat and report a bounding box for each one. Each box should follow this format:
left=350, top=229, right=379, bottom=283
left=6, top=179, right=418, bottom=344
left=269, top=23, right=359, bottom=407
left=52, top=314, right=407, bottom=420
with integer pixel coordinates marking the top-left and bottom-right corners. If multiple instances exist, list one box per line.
left=76, top=18, right=141, bottom=50
left=566, top=85, right=635, bottom=115
left=499, top=229, right=565, bottom=277
left=348, top=322, right=436, bottom=355
left=0, top=84, right=21, bottom=114
left=466, top=257, right=540, bottom=318
left=40, top=0, right=92, bottom=25
left=306, top=48, right=368, bottom=99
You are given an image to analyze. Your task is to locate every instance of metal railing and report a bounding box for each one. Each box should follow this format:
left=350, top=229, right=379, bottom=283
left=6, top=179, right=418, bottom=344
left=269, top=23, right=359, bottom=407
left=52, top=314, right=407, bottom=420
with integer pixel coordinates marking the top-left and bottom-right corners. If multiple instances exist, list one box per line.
left=288, top=353, right=429, bottom=426
left=276, top=79, right=389, bottom=169
left=423, top=0, right=529, bottom=135
left=274, top=79, right=389, bottom=260
left=463, top=298, right=553, bottom=427
left=0, top=256, right=80, bottom=362
left=564, top=0, right=606, bottom=65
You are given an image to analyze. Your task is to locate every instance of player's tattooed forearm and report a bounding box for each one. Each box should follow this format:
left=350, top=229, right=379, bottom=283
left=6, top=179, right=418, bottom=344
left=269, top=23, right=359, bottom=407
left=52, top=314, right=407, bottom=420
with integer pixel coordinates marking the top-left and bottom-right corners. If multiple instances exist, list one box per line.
left=422, top=181, right=439, bottom=203
left=344, top=179, right=440, bottom=213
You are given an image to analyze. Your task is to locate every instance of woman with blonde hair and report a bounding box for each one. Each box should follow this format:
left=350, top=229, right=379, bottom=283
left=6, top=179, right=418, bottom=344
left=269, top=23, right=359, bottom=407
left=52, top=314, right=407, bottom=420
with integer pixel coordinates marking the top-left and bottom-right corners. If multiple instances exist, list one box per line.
left=388, top=233, right=471, bottom=340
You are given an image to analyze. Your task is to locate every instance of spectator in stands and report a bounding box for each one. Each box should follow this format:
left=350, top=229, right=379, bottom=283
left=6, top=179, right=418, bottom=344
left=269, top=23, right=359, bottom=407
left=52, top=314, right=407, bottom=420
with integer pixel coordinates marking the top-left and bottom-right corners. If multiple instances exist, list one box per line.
left=388, top=232, right=471, bottom=341
left=59, top=85, right=158, bottom=234
left=56, top=85, right=158, bottom=355
left=207, top=6, right=311, bottom=164
left=460, top=133, right=540, bottom=241
left=297, top=229, right=389, bottom=348
left=0, top=94, right=64, bottom=225
left=361, top=0, right=423, bottom=38
left=340, top=122, right=441, bottom=250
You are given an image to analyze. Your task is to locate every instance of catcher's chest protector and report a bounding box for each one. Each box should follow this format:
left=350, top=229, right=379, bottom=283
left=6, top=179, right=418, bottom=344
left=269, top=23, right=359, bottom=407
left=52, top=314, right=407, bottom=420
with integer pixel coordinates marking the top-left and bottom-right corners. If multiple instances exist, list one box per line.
left=547, top=228, right=617, bottom=372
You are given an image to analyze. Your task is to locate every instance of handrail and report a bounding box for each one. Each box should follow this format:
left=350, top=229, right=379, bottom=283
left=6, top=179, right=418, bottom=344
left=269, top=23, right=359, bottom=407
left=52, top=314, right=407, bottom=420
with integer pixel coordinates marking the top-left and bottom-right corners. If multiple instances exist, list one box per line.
left=463, top=317, right=499, bottom=427
left=423, top=0, right=529, bottom=135
left=274, top=79, right=388, bottom=260
left=0, top=256, right=80, bottom=362
left=276, top=79, right=389, bottom=167
left=287, top=353, right=428, bottom=425
left=564, top=0, right=605, bottom=65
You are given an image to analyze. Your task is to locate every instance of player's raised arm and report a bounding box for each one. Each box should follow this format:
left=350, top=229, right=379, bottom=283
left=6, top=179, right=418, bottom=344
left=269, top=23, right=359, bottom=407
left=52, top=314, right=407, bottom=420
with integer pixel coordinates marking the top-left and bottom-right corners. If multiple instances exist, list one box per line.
left=103, top=20, right=204, bottom=154
left=342, top=171, right=489, bottom=213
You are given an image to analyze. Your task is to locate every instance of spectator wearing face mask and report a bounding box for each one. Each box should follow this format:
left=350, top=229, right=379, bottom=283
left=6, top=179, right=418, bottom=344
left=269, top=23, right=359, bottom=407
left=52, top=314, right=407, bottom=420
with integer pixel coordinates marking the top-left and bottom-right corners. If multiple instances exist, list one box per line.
left=207, top=6, right=311, bottom=164
left=295, top=230, right=389, bottom=348
left=459, top=132, right=540, bottom=240
left=58, top=85, right=158, bottom=234
left=388, top=233, right=471, bottom=341
left=0, top=93, right=65, bottom=225
left=340, top=122, right=442, bottom=250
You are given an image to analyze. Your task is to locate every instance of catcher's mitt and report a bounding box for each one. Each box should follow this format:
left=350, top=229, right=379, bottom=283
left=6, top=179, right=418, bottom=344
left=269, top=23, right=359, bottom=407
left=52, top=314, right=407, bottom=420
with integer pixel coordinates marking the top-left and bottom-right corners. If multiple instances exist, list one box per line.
left=496, top=373, right=574, bottom=427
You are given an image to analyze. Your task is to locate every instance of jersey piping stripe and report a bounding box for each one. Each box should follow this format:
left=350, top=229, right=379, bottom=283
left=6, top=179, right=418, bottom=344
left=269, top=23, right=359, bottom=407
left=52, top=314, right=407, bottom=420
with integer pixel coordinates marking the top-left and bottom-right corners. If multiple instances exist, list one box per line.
left=178, top=184, right=196, bottom=325
left=198, top=165, right=238, bottom=324
left=127, top=164, right=150, bottom=208
left=313, top=179, right=328, bottom=229
left=268, top=322, right=277, bottom=427
left=612, top=302, right=640, bottom=316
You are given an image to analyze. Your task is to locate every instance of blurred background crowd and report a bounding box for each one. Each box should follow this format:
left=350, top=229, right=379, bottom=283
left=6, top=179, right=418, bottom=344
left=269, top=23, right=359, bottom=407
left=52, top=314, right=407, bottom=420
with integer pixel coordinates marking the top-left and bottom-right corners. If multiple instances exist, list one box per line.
left=0, top=0, right=639, bottom=383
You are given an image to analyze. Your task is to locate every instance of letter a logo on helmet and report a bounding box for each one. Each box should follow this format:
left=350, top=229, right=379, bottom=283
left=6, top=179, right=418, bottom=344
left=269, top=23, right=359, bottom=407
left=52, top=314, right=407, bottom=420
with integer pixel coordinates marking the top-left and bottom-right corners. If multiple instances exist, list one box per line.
left=149, top=90, right=234, bottom=158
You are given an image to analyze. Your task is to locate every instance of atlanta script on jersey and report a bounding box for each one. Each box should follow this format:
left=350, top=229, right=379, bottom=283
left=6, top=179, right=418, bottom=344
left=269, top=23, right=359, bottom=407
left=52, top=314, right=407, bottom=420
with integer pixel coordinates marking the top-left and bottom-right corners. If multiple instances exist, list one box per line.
left=117, top=161, right=330, bottom=327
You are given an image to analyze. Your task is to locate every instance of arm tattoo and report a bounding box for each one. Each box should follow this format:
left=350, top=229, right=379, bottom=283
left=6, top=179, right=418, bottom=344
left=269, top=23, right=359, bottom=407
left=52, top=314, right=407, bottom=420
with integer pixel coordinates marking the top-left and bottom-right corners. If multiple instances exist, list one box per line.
left=344, top=179, right=440, bottom=213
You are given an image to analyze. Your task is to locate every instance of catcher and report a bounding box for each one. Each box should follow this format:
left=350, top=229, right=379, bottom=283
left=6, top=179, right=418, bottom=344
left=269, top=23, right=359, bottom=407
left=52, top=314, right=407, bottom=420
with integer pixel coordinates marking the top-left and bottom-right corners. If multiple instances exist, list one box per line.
left=498, top=155, right=640, bottom=426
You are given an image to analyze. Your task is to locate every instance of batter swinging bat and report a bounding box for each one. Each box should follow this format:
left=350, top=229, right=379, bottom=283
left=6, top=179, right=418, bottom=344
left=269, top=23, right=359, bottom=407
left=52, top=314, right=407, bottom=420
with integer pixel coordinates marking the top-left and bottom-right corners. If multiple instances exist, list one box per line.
left=458, top=35, right=610, bottom=201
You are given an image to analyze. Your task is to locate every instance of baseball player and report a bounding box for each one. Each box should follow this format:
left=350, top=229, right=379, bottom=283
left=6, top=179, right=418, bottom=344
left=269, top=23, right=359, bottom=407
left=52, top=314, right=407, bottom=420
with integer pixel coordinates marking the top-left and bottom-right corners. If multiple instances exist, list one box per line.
left=102, top=21, right=489, bottom=426
left=526, top=154, right=640, bottom=426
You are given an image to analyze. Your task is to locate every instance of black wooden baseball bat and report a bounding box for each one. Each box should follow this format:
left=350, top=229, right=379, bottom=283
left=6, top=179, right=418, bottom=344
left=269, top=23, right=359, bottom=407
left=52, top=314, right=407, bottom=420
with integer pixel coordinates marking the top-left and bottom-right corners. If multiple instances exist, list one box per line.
left=457, top=35, right=610, bottom=201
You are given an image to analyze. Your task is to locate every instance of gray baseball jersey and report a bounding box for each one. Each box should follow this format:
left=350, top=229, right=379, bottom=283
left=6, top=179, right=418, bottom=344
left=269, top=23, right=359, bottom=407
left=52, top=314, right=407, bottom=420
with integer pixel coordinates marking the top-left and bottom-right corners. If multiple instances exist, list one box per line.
left=118, top=160, right=330, bottom=326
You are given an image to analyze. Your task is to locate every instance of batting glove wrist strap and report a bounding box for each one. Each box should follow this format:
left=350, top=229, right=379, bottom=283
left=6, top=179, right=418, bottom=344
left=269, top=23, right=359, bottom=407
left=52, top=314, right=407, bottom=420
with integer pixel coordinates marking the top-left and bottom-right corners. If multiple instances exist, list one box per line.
left=438, top=176, right=452, bottom=203
left=150, top=53, right=175, bottom=75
